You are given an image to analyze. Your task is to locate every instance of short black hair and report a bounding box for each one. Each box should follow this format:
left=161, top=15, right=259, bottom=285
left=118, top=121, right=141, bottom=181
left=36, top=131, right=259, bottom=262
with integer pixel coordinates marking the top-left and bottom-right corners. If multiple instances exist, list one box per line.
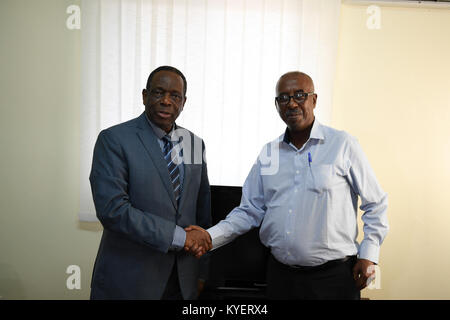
left=146, top=66, right=187, bottom=96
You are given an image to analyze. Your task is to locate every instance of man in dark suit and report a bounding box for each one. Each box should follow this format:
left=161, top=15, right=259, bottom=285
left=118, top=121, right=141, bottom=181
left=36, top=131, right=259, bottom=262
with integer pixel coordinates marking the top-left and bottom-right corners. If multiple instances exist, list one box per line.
left=89, top=66, right=212, bottom=299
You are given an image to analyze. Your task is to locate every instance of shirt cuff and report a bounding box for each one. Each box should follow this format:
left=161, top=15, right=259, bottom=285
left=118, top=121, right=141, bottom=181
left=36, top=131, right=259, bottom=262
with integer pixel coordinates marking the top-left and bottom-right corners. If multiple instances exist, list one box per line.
left=207, top=224, right=230, bottom=250
left=170, top=225, right=186, bottom=251
left=358, top=240, right=380, bottom=264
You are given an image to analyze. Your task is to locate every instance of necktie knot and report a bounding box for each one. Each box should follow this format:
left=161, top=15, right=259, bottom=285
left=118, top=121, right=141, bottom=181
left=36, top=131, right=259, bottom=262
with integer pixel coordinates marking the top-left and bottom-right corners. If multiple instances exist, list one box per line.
left=163, top=135, right=172, bottom=145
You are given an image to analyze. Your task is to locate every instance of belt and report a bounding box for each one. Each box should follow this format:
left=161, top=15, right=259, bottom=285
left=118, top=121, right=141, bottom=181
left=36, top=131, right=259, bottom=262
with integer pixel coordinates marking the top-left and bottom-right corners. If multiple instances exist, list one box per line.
left=273, top=255, right=356, bottom=273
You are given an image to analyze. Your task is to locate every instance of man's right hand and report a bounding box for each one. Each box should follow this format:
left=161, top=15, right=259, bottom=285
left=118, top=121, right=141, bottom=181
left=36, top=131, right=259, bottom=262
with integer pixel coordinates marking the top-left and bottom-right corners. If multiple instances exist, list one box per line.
left=184, top=225, right=212, bottom=258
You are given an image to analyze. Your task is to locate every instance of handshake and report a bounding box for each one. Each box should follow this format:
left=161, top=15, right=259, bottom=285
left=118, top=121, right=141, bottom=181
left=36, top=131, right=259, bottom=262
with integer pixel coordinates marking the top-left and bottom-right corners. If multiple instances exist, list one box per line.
left=183, top=225, right=212, bottom=258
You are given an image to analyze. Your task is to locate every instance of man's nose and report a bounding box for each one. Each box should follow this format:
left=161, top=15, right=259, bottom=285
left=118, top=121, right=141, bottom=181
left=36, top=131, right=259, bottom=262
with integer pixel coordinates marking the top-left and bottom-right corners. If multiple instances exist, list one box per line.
left=287, top=96, right=299, bottom=108
left=161, top=92, right=172, bottom=105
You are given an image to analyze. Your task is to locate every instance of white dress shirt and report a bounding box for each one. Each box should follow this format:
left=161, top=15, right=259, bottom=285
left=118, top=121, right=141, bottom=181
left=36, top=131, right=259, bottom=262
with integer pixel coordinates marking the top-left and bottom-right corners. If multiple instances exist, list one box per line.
left=208, top=120, right=389, bottom=266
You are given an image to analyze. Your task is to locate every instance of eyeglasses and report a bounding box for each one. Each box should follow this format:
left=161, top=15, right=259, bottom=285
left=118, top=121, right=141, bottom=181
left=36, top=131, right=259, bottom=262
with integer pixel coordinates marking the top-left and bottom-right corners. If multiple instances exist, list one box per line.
left=275, top=91, right=315, bottom=105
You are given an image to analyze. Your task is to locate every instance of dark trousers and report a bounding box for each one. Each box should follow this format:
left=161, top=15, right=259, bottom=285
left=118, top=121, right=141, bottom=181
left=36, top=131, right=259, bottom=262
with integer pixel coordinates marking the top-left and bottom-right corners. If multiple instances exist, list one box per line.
left=266, top=255, right=360, bottom=300
left=161, top=261, right=183, bottom=300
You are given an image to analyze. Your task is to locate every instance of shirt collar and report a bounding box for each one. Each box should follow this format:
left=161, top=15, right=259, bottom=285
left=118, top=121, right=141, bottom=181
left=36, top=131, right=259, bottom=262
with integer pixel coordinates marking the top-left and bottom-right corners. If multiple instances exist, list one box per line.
left=145, top=112, right=177, bottom=140
left=282, top=118, right=325, bottom=144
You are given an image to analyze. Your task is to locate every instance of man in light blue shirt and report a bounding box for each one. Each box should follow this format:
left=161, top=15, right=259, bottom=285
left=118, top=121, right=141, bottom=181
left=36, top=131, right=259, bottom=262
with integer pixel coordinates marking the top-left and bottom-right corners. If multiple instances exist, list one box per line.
left=186, top=71, right=388, bottom=299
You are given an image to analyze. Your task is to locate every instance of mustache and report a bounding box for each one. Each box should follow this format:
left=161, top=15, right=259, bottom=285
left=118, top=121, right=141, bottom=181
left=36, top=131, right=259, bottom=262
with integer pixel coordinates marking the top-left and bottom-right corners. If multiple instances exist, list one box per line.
left=285, top=109, right=303, bottom=117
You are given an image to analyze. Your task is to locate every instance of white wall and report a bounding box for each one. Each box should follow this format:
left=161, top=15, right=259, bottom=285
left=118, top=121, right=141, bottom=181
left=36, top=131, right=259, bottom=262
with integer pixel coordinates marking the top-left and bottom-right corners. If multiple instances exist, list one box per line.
left=0, top=0, right=99, bottom=299
left=333, top=3, right=450, bottom=299
left=1, top=0, right=450, bottom=299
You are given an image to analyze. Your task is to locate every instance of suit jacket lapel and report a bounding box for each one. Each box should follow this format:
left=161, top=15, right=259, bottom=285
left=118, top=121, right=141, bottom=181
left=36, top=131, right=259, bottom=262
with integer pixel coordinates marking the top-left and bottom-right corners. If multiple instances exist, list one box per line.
left=178, top=163, right=191, bottom=212
left=177, top=128, right=194, bottom=212
left=135, top=113, right=177, bottom=210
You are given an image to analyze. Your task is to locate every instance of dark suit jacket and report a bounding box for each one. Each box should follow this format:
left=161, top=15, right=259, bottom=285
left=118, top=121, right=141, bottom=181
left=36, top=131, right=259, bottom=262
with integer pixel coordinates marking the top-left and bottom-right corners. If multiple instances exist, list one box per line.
left=89, top=112, right=211, bottom=299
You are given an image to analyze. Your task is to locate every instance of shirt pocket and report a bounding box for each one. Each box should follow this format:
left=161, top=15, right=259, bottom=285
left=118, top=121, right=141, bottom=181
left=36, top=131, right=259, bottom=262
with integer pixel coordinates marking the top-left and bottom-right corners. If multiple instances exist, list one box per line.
left=306, top=164, right=335, bottom=194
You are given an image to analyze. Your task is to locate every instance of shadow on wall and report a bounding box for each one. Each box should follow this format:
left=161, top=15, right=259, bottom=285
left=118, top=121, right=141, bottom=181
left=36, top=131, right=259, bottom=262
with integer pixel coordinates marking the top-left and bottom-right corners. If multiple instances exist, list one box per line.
left=0, top=263, right=26, bottom=299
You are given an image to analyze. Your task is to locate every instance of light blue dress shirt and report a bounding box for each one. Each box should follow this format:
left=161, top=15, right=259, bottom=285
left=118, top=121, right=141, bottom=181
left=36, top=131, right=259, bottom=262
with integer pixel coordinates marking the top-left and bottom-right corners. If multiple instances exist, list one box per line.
left=208, top=120, right=389, bottom=266
left=145, top=115, right=186, bottom=250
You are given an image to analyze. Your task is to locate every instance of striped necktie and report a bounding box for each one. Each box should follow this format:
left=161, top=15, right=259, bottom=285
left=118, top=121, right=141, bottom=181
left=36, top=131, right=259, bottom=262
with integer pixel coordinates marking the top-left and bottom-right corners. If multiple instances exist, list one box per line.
left=162, top=135, right=182, bottom=203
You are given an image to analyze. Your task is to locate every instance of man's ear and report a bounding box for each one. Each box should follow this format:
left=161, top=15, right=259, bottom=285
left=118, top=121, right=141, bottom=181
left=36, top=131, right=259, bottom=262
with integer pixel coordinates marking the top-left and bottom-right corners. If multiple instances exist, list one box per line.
left=142, top=89, right=147, bottom=105
left=312, top=93, right=317, bottom=109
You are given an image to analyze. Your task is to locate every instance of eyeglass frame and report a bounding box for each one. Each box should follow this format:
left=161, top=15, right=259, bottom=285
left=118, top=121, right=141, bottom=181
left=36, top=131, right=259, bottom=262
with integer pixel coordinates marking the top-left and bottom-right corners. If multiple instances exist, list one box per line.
left=275, top=91, right=316, bottom=105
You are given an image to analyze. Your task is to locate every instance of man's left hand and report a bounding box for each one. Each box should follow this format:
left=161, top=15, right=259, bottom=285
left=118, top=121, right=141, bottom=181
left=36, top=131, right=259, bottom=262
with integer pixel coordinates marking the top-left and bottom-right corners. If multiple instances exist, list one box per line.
left=184, top=225, right=212, bottom=258
left=352, top=259, right=375, bottom=290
